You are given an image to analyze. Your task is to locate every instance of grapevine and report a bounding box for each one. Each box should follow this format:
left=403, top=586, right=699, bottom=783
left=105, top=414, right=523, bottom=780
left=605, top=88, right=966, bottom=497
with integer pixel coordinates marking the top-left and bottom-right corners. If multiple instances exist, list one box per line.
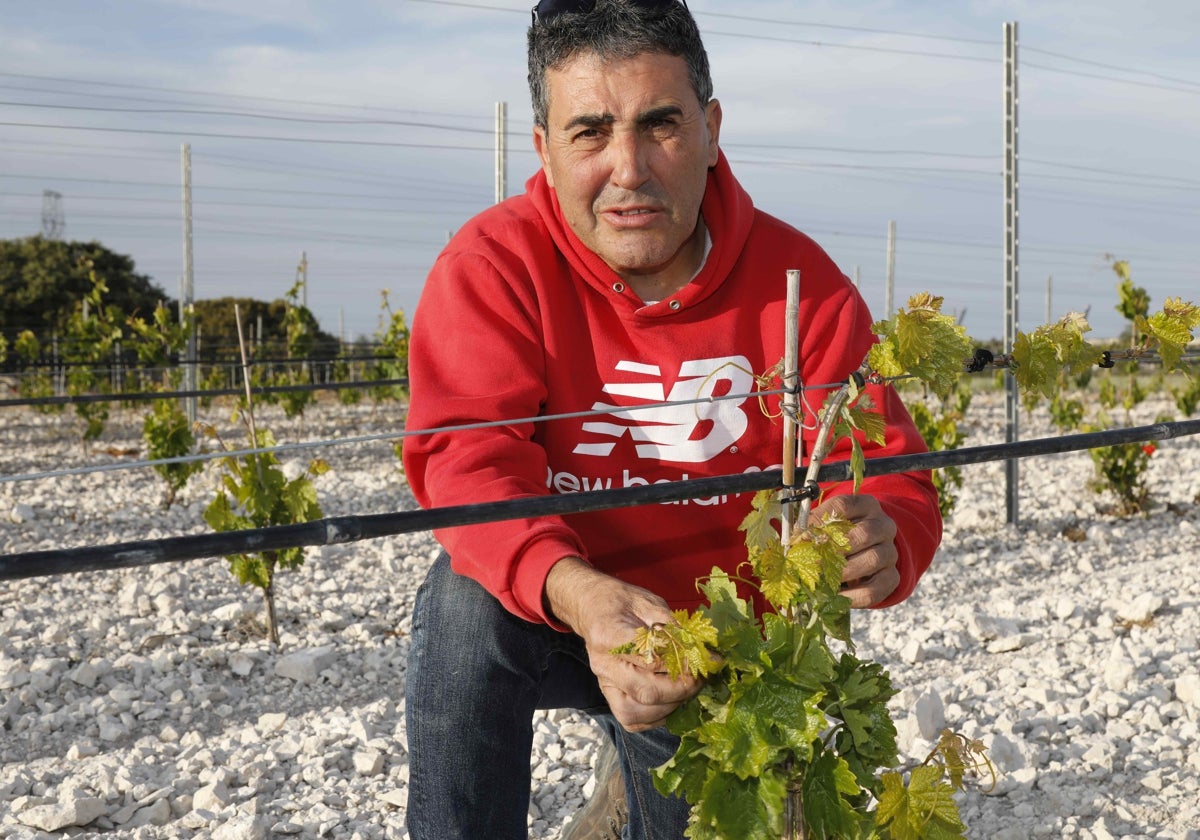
left=619, top=288, right=1199, bottom=839
left=127, top=301, right=201, bottom=506
left=12, top=330, right=59, bottom=411
left=62, top=267, right=124, bottom=441
left=202, top=305, right=327, bottom=647
left=366, top=290, right=410, bottom=408
left=275, top=278, right=318, bottom=421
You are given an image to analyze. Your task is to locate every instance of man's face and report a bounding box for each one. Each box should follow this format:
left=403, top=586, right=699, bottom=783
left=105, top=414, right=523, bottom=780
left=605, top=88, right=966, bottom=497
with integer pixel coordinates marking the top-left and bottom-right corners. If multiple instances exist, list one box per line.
left=533, top=50, right=721, bottom=286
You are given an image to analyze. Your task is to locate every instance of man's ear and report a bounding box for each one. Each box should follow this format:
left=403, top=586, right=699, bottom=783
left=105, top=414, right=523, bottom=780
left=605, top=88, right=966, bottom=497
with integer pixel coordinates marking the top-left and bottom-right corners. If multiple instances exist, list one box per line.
left=705, top=99, right=723, bottom=168
left=533, top=126, right=555, bottom=187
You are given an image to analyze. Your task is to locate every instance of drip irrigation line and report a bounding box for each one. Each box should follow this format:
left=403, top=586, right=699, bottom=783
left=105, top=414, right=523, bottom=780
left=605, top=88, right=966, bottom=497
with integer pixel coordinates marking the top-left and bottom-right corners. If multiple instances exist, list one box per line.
left=0, top=379, right=409, bottom=409
left=2, top=417, right=1197, bottom=582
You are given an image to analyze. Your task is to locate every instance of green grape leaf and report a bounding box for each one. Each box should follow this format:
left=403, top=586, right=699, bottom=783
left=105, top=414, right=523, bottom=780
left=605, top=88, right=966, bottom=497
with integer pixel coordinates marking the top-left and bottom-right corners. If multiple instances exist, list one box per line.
left=870, top=294, right=974, bottom=398
left=283, top=476, right=321, bottom=523
left=826, top=656, right=900, bottom=788
left=697, top=569, right=752, bottom=629
left=800, top=749, right=863, bottom=839
left=652, top=730, right=710, bottom=803
left=612, top=611, right=721, bottom=680
left=697, top=692, right=780, bottom=781
left=844, top=396, right=888, bottom=446
left=849, top=437, right=867, bottom=493
left=1010, top=330, right=1058, bottom=406
left=765, top=613, right=835, bottom=691
left=867, top=339, right=905, bottom=380
left=1145, top=297, right=1200, bottom=369
left=1011, top=313, right=1104, bottom=409
left=813, top=590, right=853, bottom=643
left=229, top=554, right=271, bottom=589
left=753, top=540, right=797, bottom=611
left=876, top=766, right=966, bottom=840
left=739, top=490, right=781, bottom=552
left=783, top=538, right=824, bottom=594
left=788, top=513, right=853, bottom=593
left=698, top=570, right=764, bottom=667
left=689, top=769, right=787, bottom=840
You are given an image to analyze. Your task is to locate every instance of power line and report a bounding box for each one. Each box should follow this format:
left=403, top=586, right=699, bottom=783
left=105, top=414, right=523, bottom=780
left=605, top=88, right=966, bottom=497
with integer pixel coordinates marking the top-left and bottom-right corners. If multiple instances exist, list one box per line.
left=401, top=0, right=993, bottom=46
left=0, top=172, right=489, bottom=206
left=0, top=99, right=496, bottom=133
left=0, top=81, right=493, bottom=127
left=1024, top=61, right=1200, bottom=97
left=0, top=121, right=496, bottom=151
left=1022, top=45, right=1200, bottom=90
left=1023, top=158, right=1200, bottom=188
left=695, top=10, right=991, bottom=45
left=695, top=28, right=993, bottom=64
left=721, top=140, right=995, bottom=160
left=0, top=71, right=489, bottom=122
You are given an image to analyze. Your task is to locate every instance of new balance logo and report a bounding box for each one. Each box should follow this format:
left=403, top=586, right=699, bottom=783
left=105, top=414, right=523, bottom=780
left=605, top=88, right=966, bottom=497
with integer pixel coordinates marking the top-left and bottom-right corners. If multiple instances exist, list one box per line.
left=573, top=357, right=753, bottom=463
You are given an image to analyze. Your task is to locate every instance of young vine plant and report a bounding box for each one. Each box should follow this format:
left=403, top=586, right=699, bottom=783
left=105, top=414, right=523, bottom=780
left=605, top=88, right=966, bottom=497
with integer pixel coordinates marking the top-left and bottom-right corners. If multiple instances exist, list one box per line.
left=616, top=291, right=1198, bottom=839
left=202, top=305, right=328, bottom=648
left=127, top=301, right=201, bottom=507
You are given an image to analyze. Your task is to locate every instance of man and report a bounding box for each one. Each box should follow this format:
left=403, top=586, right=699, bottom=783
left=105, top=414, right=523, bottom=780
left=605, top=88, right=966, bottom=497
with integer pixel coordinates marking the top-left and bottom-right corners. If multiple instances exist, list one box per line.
left=401, top=1, right=942, bottom=838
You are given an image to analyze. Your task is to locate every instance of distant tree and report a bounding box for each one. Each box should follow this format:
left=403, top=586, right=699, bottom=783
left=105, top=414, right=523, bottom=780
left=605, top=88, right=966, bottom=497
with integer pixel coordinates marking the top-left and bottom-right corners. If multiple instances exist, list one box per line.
left=192, top=297, right=339, bottom=361
left=0, top=236, right=171, bottom=336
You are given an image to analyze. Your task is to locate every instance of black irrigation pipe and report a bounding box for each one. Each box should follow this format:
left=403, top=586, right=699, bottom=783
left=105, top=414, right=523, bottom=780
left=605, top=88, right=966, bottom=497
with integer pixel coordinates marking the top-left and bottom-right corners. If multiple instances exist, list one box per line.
left=0, top=379, right=409, bottom=408
left=2, top=417, right=1198, bottom=583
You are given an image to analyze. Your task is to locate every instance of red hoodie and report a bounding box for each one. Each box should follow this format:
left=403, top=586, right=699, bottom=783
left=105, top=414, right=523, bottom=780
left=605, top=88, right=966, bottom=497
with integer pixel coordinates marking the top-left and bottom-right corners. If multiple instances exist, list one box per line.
left=403, top=152, right=941, bottom=627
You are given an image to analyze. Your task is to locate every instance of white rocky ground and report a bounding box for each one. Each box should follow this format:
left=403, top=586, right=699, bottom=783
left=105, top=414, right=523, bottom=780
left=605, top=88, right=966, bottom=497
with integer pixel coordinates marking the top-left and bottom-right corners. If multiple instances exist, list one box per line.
left=1, top=390, right=1198, bottom=839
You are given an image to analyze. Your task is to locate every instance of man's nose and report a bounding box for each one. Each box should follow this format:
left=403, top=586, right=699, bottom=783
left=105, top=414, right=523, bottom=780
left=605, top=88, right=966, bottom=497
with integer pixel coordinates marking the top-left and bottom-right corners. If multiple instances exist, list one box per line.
left=607, top=129, right=651, bottom=190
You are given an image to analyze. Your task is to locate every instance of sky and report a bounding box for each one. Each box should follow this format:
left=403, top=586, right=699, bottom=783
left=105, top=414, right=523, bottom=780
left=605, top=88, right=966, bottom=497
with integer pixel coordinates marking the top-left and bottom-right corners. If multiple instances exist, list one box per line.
left=1, top=0, right=1198, bottom=343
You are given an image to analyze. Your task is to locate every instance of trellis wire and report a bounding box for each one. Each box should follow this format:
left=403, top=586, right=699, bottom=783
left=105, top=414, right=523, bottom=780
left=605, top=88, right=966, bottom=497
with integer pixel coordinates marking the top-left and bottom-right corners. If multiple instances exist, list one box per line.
left=0, top=387, right=797, bottom=484
left=2, top=417, right=1197, bottom=582
left=0, top=378, right=409, bottom=409
left=4, top=351, right=393, bottom=372
left=5, top=347, right=1199, bottom=484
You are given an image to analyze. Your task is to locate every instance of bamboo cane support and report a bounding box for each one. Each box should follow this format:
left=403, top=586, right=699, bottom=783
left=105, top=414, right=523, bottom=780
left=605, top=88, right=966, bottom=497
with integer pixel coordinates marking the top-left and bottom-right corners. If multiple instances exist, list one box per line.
left=779, top=270, right=807, bottom=839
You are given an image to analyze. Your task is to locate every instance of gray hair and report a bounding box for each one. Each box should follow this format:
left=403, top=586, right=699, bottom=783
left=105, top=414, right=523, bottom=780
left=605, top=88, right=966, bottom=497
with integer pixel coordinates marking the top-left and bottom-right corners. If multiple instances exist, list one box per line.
left=527, top=0, right=713, bottom=130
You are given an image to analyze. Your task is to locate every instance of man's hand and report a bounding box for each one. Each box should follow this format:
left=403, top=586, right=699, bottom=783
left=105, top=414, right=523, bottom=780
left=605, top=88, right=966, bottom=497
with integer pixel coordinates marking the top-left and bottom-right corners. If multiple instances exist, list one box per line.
left=544, top=557, right=702, bottom=732
left=810, top=494, right=899, bottom=608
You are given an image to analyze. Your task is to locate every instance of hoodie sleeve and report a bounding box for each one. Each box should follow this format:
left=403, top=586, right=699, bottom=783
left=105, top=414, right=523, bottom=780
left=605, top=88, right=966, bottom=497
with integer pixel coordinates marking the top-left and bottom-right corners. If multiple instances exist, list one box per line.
left=402, top=248, right=586, bottom=627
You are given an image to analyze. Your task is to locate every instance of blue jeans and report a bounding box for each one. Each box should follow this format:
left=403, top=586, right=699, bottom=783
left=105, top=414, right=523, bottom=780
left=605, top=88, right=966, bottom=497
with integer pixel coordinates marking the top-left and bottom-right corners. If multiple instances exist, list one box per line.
left=405, top=552, right=691, bottom=840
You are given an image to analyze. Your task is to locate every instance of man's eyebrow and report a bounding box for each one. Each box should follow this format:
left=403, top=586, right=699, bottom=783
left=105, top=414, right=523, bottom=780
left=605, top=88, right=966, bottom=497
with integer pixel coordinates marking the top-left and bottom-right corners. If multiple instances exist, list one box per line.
left=562, top=112, right=614, bottom=132
left=560, top=105, right=686, bottom=133
left=637, top=105, right=685, bottom=125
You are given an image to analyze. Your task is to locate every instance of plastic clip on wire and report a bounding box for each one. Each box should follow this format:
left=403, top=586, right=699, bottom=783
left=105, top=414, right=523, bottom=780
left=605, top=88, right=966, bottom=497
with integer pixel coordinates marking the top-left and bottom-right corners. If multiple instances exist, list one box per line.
left=779, top=480, right=821, bottom=507
left=966, top=347, right=994, bottom=373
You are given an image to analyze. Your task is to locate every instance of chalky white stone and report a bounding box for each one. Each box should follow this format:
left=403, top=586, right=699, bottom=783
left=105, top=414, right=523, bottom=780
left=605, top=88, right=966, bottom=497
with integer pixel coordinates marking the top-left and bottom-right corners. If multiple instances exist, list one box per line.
left=1, top=394, right=1198, bottom=838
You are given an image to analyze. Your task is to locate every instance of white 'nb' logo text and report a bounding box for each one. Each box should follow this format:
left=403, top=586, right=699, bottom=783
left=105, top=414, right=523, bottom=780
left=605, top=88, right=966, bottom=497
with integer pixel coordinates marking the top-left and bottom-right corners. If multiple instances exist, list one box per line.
left=572, top=357, right=753, bottom=463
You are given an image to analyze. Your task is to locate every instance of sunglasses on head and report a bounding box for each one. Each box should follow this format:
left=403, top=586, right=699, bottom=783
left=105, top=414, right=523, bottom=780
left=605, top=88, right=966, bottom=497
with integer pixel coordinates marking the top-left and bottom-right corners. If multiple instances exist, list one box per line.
left=531, top=0, right=688, bottom=26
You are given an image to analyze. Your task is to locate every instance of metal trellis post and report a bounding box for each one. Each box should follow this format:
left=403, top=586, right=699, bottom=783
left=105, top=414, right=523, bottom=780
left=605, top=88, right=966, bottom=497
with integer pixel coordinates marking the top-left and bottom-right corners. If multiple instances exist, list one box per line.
left=1003, top=21, right=1021, bottom=526
left=181, top=143, right=197, bottom=427
left=495, top=101, right=508, bottom=204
